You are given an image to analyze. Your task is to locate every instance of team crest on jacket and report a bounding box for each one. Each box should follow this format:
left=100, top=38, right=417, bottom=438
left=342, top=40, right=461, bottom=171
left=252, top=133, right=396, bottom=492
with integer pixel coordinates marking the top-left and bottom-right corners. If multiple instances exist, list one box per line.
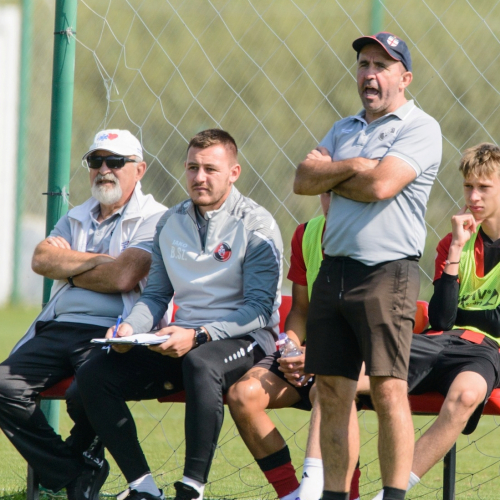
left=214, top=242, right=232, bottom=262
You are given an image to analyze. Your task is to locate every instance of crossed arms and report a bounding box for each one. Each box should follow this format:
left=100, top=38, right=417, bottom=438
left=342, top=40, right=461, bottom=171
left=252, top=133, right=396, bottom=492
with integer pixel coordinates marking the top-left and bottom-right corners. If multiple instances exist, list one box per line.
left=293, top=147, right=416, bottom=202
left=32, top=236, right=151, bottom=294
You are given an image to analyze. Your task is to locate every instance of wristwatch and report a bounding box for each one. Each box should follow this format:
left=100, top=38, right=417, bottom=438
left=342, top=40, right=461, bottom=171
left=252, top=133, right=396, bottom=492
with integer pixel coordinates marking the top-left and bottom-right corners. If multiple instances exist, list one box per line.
left=194, top=327, right=209, bottom=346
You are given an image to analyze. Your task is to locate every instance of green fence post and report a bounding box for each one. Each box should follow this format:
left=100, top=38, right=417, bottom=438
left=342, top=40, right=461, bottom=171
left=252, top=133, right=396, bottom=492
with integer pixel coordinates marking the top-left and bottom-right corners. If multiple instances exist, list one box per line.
left=371, top=0, right=384, bottom=34
left=40, top=0, right=78, bottom=431
left=11, top=0, right=33, bottom=304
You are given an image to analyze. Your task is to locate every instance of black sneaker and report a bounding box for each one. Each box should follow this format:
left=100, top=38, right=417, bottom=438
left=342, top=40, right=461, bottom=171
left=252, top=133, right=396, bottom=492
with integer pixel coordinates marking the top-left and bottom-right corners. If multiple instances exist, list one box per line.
left=119, top=489, right=165, bottom=500
left=173, top=482, right=200, bottom=500
left=66, top=458, right=110, bottom=500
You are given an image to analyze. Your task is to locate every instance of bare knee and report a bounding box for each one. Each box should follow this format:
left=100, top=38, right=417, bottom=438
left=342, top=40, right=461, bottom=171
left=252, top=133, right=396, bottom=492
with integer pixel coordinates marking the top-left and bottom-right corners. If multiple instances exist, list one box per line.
left=442, top=372, right=487, bottom=420
left=317, top=376, right=356, bottom=411
left=370, top=377, right=408, bottom=413
left=445, top=387, right=484, bottom=416
left=227, top=375, right=268, bottom=417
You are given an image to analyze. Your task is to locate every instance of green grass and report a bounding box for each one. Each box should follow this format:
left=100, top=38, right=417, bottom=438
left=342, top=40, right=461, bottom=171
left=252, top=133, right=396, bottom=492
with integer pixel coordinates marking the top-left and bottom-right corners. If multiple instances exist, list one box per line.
left=0, top=306, right=40, bottom=497
left=1, top=306, right=500, bottom=498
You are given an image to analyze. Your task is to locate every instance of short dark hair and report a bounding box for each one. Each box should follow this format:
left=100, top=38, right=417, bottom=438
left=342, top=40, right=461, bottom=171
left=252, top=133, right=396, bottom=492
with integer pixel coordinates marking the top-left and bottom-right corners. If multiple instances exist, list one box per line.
left=187, top=129, right=238, bottom=161
left=459, top=143, right=500, bottom=179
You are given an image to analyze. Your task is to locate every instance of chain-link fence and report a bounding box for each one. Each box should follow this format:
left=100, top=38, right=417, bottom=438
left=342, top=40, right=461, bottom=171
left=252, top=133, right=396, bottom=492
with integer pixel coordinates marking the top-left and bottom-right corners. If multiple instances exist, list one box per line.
left=9, top=0, right=500, bottom=302
left=2, top=0, right=500, bottom=497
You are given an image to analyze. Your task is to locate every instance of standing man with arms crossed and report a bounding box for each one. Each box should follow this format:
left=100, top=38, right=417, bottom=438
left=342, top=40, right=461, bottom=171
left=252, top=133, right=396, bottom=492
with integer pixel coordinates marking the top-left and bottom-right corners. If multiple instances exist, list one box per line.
left=294, top=33, right=442, bottom=500
left=75, top=129, right=283, bottom=500
left=0, top=130, right=167, bottom=499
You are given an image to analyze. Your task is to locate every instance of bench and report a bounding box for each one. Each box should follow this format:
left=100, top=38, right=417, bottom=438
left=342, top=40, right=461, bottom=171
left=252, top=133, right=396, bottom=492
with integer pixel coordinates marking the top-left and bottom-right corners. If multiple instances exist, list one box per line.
left=28, top=297, right=500, bottom=500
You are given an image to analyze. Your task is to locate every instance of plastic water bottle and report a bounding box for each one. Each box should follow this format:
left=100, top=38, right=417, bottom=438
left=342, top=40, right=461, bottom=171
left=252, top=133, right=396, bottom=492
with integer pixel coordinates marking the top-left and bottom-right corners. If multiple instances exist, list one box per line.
left=277, top=332, right=302, bottom=357
left=276, top=333, right=310, bottom=384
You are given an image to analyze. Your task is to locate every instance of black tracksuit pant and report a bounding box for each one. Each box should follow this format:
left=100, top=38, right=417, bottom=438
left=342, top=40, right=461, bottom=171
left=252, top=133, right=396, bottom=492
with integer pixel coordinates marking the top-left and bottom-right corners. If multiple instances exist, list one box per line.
left=76, top=336, right=265, bottom=483
left=0, top=320, right=107, bottom=490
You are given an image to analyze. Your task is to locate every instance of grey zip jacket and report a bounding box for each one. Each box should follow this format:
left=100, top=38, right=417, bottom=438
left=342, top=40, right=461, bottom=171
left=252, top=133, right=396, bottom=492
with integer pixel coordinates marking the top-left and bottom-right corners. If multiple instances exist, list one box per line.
left=124, top=185, right=283, bottom=355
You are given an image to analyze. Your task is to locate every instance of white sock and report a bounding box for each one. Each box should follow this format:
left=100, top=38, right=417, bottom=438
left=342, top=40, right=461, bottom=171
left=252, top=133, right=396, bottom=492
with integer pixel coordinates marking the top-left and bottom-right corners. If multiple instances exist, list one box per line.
left=182, top=476, right=205, bottom=500
left=371, top=472, right=421, bottom=500
left=129, top=473, right=161, bottom=496
left=280, top=486, right=300, bottom=500
left=407, top=471, right=420, bottom=491
left=297, top=457, right=323, bottom=500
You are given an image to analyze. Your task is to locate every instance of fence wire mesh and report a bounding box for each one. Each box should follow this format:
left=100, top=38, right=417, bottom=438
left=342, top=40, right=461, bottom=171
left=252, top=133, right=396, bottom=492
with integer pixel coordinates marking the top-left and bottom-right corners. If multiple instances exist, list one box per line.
left=4, top=0, right=500, bottom=497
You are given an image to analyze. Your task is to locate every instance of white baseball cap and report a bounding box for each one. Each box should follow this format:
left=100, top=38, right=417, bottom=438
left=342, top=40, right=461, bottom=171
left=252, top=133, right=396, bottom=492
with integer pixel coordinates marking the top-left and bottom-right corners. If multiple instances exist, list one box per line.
left=82, top=129, right=143, bottom=160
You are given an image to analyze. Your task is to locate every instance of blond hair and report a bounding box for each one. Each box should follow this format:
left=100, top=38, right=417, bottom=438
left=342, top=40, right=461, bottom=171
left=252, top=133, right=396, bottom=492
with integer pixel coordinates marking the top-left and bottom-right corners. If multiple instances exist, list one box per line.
left=459, top=143, right=500, bottom=179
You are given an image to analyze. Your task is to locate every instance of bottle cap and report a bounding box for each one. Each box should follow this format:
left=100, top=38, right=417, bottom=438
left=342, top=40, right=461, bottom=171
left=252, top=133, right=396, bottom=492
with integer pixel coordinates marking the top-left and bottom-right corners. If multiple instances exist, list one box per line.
left=276, top=332, right=287, bottom=347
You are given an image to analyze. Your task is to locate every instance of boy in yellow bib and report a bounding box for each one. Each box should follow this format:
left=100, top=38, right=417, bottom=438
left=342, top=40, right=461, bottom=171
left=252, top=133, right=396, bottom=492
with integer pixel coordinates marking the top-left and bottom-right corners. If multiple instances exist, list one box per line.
left=369, top=143, right=500, bottom=499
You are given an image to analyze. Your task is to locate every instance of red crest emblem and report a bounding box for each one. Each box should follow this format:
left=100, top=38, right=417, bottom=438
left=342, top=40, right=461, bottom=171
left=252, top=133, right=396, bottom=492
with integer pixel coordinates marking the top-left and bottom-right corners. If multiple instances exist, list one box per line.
left=213, top=242, right=232, bottom=262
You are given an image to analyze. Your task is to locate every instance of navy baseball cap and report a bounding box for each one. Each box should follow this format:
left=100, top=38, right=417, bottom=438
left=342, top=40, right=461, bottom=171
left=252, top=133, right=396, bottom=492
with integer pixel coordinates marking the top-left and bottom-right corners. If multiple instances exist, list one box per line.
left=352, top=32, right=412, bottom=72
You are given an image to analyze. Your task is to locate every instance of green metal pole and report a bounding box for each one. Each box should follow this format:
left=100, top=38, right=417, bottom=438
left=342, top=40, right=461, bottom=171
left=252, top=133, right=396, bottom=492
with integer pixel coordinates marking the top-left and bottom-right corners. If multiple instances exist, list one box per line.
left=41, top=0, right=78, bottom=432
left=371, top=0, right=384, bottom=34
left=11, top=0, right=33, bottom=304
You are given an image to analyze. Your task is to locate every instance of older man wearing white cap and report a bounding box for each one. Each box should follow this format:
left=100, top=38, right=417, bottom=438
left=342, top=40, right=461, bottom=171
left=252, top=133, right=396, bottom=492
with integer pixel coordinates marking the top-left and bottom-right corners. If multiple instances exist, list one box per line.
left=0, top=129, right=166, bottom=499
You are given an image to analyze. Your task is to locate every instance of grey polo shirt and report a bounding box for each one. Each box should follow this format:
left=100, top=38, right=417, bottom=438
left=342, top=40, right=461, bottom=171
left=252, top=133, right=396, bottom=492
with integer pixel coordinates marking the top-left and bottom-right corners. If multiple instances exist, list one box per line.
left=319, top=100, right=442, bottom=266
left=49, top=204, right=157, bottom=327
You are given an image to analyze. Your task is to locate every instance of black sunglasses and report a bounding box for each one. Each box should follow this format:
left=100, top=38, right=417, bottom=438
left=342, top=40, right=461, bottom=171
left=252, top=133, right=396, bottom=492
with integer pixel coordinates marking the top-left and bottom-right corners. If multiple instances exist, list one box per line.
left=85, top=155, right=140, bottom=170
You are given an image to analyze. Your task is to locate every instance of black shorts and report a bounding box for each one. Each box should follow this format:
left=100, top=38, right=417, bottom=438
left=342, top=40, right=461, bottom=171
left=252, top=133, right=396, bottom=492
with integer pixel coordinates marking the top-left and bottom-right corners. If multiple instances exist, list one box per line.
left=255, top=352, right=314, bottom=411
left=305, top=256, right=420, bottom=380
left=408, top=333, right=500, bottom=434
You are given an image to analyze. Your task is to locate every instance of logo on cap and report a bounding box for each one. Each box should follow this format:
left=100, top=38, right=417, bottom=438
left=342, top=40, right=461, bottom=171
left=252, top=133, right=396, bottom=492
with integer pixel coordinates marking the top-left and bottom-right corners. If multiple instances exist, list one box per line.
left=97, top=133, right=119, bottom=141
left=213, top=242, right=232, bottom=262
left=387, top=36, right=399, bottom=47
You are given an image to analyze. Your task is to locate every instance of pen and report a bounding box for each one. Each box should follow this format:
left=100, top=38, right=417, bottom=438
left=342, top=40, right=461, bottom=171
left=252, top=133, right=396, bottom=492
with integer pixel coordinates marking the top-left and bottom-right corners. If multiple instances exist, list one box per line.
left=103, top=315, right=122, bottom=353
left=113, top=315, right=122, bottom=338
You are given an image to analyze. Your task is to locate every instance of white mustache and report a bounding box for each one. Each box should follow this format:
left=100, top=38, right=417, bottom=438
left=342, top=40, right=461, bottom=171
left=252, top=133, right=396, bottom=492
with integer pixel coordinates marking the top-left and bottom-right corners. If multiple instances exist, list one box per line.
left=95, top=173, right=117, bottom=184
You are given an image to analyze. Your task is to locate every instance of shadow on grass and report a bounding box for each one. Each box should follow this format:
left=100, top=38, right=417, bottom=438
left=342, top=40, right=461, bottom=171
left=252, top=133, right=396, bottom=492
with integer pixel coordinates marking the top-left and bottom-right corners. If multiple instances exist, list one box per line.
left=0, top=490, right=66, bottom=500
left=0, top=494, right=238, bottom=500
